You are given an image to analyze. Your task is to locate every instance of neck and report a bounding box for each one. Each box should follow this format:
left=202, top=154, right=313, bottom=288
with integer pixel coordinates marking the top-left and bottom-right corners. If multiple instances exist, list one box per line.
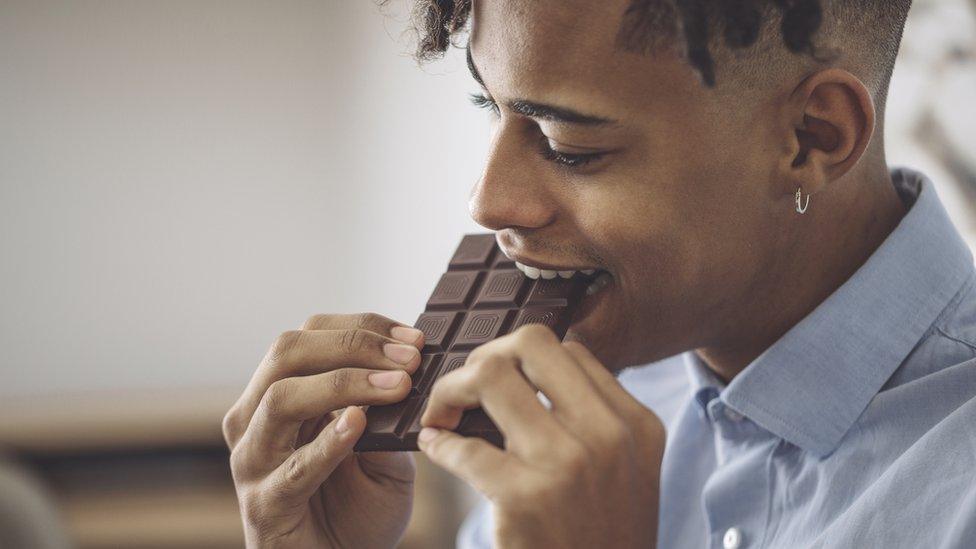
left=696, top=162, right=908, bottom=384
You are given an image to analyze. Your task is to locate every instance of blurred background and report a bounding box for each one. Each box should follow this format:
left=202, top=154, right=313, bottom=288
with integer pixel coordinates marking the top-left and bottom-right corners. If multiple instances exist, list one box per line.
left=0, top=0, right=973, bottom=547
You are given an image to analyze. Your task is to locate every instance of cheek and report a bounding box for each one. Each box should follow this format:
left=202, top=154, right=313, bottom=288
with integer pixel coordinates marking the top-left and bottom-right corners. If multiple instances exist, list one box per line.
left=577, top=132, right=777, bottom=318
left=578, top=158, right=710, bottom=289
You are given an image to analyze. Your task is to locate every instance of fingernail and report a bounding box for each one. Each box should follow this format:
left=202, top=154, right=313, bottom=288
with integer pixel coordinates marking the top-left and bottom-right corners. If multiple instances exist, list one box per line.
left=384, top=343, right=419, bottom=365
left=418, top=427, right=440, bottom=445
left=368, top=370, right=405, bottom=389
left=334, top=408, right=351, bottom=433
left=391, top=326, right=424, bottom=344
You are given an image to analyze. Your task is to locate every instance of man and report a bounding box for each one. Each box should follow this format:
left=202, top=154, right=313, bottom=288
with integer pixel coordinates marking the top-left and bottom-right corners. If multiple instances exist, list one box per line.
left=222, top=0, right=976, bottom=547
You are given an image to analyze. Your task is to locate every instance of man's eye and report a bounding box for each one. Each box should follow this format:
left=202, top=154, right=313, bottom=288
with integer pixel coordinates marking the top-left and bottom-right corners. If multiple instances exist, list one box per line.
left=469, top=93, right=604, bottom=170
left=469, top=93, right=499, bottom=116
left=539, top=137, right=604, bottom=169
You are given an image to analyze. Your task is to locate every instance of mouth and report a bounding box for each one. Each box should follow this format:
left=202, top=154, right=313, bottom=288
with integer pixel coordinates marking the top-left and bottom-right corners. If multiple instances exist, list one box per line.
left=500, top=246, right=616, bottom=350
left=508, top=255, right=613, bottom=300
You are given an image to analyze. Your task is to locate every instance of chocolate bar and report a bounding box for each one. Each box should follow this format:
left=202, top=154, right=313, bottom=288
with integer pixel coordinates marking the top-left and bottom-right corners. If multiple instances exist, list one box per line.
left=353, top=233, right=590, bottom=452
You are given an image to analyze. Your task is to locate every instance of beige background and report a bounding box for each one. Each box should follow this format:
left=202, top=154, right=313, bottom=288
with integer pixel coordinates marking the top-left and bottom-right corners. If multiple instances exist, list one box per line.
left=0, top=0, right=973, bottom=402
left=0, top=0, right=489, bottom=400
left=0, top=1, right=973, bottom=547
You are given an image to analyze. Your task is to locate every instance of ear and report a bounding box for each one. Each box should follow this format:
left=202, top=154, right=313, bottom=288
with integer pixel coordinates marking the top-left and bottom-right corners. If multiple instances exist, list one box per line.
left=780, top=69, right=875, bottom=199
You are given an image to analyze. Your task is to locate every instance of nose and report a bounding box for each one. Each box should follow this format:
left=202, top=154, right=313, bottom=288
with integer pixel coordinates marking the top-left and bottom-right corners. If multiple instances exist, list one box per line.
left=468, top=123, right=557, bottom=231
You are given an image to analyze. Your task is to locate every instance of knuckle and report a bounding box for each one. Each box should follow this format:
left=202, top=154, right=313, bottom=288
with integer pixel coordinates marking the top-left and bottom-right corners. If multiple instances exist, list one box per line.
left=302, top=313, right=329, bottom=330
left=221, top=407, right=241, bottom=449
left=338, top=328, right=371, bottom=355
left=474, top=354, right=511, bottom=378
left=356, top=312, right=382, bottom=330
left=513, top=322, right=557, bottom=345
left=229, top=445, right=251, bottom=480
left=638, top=412, right=665, bottom=441
left=261, top=379, right=295, bottom=420
left=467, top=340, right=499, bottom=363
left=328, top=368, right=352, bottom=395
left=466, top=344, right=487, bottom=363
left=601, top=418, right=632, bottom=450
left=269, top=330, right=303, bottom=366
left=282, top=452, right=307, bottom=486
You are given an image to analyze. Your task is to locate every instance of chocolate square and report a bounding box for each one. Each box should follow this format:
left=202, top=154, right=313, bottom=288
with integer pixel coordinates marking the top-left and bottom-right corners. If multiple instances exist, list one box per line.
left=427, top=271, right=483, bottom=310
left=473, top=269, right=530, bottom=309
left=438, top=351, right=471, bottom=379
left=415, top=311, right=464, bottom=353
left=448, top=234, right=497, bottom=270
left=525, top=276, right=581, bottom=306
left=452, top=310, right=514, bottom=350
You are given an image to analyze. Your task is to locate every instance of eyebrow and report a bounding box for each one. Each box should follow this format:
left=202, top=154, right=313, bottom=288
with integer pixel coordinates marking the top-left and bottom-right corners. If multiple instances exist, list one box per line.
left=466, top=46, right=618, bottom=127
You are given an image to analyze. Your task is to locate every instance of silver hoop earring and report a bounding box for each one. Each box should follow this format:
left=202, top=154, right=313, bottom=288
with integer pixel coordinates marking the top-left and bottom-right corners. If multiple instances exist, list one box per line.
left=795, top=186, right=810, bottom=214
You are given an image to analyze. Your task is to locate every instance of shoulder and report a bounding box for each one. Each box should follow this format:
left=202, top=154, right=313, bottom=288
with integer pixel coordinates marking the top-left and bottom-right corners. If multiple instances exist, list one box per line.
left=881, top=270, right=976, bottom=392
left=818, top=395, right=976, bottom=547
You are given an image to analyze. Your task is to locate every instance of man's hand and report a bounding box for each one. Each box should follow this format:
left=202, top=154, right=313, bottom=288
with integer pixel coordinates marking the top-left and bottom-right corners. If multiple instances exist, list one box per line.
left=222, top=313, right=425, bottom=549
left=417, top=324, right=665, bottom=549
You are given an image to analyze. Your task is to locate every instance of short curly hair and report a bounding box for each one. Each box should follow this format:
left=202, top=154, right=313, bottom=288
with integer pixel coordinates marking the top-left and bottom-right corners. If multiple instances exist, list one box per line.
left=403, top=0, right=911, bottom=103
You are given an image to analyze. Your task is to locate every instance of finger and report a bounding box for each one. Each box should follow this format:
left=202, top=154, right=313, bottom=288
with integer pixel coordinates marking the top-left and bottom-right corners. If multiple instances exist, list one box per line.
left=302, top=312, right=425, bottom=349
left=421, top=353, right=564, bottom=456
left=238, top=368, right=412, bottom=473
left=417, top=426, right=520, bottom=501
left=489, top=325, right=620, bottom=439
left=261, top=406, right=365, bottom=506
left=224, top=328, right=421, bottom=450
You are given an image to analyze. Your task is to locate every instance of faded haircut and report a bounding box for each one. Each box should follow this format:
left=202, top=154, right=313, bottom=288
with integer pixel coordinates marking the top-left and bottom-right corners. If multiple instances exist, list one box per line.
left=405, top=0, right=912, bottom=110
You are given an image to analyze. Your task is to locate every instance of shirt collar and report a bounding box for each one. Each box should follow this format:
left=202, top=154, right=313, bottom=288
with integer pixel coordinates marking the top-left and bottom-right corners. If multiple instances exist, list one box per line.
left=685, top=168, right=975, bottom=457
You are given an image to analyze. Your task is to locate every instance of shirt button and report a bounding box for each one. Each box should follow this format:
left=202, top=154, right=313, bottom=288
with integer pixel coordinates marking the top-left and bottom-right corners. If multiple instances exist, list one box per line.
left=724, top=407, right=744, bottom=422
left=723, top=527, right=743, bottom=549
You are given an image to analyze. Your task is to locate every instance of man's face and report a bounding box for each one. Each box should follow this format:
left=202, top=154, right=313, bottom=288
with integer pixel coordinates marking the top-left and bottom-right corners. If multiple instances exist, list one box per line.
left=468, top=0, right=794, bottom=371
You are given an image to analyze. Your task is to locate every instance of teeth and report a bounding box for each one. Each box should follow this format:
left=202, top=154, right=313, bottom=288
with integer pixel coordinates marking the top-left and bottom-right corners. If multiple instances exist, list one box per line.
left=515, top=262, right=602, bottom=282
left=515, top=262, right=541, bottom=279
left=585, top=272, right=612, bottom=296
left=523, top=266, right=540, bottom=279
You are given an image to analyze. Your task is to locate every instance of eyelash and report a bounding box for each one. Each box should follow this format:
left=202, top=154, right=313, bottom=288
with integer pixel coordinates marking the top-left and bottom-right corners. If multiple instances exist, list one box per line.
left=469, top=92, right=499, bottom=115
left=468, top=93, right=605, bottom=170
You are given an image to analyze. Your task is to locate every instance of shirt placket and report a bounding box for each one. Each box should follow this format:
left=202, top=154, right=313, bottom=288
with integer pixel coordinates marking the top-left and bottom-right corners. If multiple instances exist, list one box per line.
left=701, top=396, right=774, bottom=549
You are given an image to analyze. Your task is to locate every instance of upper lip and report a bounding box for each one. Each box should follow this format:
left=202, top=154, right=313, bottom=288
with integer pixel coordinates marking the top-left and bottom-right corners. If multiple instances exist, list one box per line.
left=504, top=251, right=601, bottom=272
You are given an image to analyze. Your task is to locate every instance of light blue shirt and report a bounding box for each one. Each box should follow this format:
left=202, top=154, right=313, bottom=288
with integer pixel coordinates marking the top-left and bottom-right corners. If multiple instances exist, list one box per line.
left=457, top=167, right=976, bottom=549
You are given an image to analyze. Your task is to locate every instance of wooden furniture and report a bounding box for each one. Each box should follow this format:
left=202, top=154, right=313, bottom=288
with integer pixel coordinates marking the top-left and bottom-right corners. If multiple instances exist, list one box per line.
left=0, top=389, right=474, bottom=548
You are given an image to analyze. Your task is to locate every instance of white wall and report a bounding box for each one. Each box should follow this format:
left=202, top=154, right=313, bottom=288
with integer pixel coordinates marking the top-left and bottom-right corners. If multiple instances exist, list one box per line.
left=0, top=1, right=488, bottom=398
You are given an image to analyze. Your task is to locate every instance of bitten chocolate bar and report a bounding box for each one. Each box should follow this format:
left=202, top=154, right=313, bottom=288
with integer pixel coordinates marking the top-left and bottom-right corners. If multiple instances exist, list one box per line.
left=353, top=233, right=590, bottom=452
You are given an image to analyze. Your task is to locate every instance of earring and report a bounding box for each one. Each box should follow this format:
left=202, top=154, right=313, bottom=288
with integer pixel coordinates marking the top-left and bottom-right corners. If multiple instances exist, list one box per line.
left=795, top=186, right=810, bottom=214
